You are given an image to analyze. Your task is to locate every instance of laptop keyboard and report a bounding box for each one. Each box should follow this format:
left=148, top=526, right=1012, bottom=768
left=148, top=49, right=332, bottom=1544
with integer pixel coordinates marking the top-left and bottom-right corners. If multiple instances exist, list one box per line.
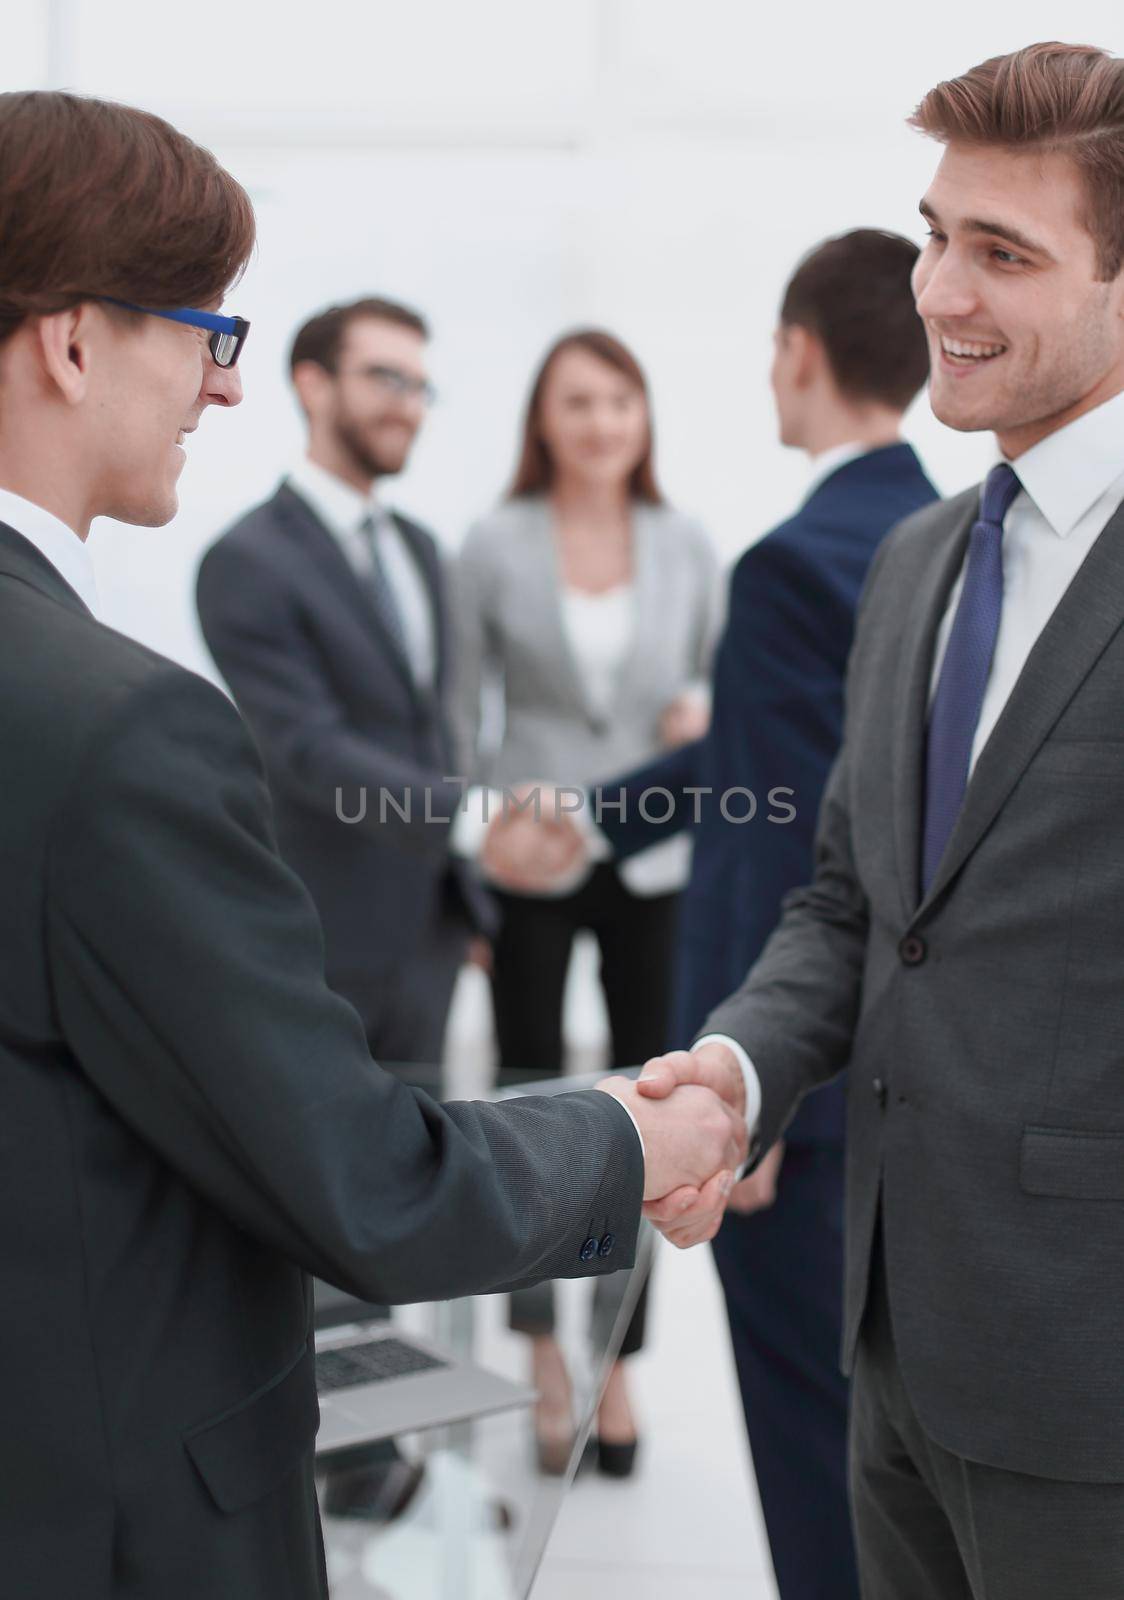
left=315, top=1336, right=449, bottom=1393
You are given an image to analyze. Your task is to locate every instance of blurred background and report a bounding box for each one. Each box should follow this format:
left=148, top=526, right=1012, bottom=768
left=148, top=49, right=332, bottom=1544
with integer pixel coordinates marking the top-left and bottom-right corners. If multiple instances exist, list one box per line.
left=5, top=7, right=1119, bottom=1594
left=10, top=0, right=1118, bottom=672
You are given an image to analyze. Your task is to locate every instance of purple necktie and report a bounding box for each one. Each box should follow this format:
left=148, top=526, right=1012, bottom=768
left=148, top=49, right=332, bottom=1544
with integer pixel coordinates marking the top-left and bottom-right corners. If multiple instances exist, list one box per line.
left=921, top=462, right=1021, bottom=894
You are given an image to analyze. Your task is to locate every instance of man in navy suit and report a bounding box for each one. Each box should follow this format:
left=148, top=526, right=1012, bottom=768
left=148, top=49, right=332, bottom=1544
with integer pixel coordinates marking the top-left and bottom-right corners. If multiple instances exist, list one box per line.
left=596, top=230, right=935, bottom=1598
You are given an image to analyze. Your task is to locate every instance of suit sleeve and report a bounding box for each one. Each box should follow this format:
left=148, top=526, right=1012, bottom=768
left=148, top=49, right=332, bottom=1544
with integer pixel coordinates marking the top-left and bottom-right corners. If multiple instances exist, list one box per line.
left=45, top=668, right=643, bottom=1303
left=593, top=739, right=702, bottom=859
left=196, top=538, right=462, bottom=863
left=699, top=536, right=894, bottom=1153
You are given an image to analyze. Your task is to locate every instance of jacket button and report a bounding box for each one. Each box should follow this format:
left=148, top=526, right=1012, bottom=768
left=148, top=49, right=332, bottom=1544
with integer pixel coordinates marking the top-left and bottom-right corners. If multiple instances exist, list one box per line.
left=580, top=1237, right=598, bottom=1263
left=872, top=1078, right=888, bottom=1108
left=599, top=1234, right=615, bottom=1259
left=899, top=935, right=927, bottom=966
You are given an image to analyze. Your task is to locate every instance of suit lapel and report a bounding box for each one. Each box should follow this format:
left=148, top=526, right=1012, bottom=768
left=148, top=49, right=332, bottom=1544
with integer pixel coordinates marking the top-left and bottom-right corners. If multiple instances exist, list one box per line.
left=274, top=483, right=418, bottom=700
left=528, top=500, right=603, bottom=726
left=388, top=511, right=445, bottom=707
left=0, top=520, right=93, bottom=618
left=891, top=490, right=977, bottom=918
left=918, top=496, right=1124, bottom=912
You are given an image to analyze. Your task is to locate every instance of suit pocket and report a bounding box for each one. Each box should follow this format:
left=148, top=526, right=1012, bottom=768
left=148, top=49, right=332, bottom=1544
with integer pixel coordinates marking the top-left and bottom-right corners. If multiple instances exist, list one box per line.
left=1019, top=1126, right=1124, bottom=1201
left=183, top=1343, right=320, bottom=1514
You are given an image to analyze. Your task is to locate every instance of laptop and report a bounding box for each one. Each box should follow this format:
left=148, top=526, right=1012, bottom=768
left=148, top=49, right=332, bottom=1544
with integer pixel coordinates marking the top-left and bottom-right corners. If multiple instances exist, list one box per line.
left=313, top=1284, right=534, bottom=1453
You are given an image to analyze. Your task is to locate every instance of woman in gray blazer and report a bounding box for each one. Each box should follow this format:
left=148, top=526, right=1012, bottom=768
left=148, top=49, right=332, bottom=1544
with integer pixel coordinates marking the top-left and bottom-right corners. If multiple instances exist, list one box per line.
left=453, top=329, right=721, bottom=1476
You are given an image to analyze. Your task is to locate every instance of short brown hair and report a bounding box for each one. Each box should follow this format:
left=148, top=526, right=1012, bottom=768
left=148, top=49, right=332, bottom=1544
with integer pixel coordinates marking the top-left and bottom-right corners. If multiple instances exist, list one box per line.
left=288, top=297, right=429, bottom=376
left=910, top=42, right=1124, bottom=281
left=780, top=229, right=929, bottom=411
left=0, top=91, right=255, bottom=347
left=508, top=329, right=663, bottom=504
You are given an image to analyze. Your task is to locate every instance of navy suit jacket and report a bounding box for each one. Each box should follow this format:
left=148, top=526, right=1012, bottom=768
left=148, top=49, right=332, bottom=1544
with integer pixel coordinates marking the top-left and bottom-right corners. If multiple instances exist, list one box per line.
left=599, top=443, right=937, bottom=1144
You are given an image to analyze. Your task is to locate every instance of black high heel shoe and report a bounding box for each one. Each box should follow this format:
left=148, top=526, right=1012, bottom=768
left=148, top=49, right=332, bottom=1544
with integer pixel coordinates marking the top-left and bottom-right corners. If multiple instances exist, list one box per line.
left=596, top=1435, right=639, bottom=1479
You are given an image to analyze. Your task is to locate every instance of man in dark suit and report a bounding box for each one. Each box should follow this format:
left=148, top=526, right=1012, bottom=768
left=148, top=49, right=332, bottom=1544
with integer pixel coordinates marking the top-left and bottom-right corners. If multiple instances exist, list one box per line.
left=641, top=42, right=1124, bottom=1599
left=596, top=230, right=934, bottom=1599
left=198, top=295, right=502, bottom=1067
left=0, top=89, right=744, bottom=1600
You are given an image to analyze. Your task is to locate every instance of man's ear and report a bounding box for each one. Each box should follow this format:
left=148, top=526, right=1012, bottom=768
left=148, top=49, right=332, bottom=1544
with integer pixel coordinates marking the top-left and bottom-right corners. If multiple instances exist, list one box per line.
left=290, top=360, right=333, bottom=419
left=787, top=324, right=823, bottom=391
left=35, top=305, right=92, bottom=405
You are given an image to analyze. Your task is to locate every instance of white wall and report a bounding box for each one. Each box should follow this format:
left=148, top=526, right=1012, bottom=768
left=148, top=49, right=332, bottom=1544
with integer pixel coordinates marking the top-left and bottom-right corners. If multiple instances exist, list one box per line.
left=5, top=0, right=1119, bottom=676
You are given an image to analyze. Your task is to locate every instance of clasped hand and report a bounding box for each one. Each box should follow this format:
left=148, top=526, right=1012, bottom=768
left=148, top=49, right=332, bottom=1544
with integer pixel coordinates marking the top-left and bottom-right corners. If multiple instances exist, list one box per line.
left=478, top=783, right=589, bottom=893
left=595, top=1041, right=750, bottom=1251
left=604, top=1041, right=762, bottom=1249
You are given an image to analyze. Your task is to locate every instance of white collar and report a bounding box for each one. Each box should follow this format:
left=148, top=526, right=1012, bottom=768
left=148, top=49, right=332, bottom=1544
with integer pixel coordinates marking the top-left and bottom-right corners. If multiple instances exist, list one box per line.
left=287, top=455, right=381, bottom=540
left=803, top=441, right=870, bottom=501
left=1005, top=386, right=1124, bottom=539
left=0, top=487, right=99, bottom=616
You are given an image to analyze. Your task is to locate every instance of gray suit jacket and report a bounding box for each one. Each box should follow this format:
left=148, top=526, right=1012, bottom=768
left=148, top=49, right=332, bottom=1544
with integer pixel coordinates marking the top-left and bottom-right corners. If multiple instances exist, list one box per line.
left=452, top=496, right=721, bottom=788
left=706, top=486, right=1124, bottom=1484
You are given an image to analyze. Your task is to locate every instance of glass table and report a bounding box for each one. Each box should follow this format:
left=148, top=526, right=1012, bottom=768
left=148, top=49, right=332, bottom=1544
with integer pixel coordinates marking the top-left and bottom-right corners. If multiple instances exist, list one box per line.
left=314, top=1064, right=651, bottom=1600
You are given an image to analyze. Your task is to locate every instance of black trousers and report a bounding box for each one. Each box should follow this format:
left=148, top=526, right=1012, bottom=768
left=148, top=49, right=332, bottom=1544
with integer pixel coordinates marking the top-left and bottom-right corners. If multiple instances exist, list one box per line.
left=492, top=864, right=679, bottom=1357
left=852, top=1234, right=1124, bottom=1599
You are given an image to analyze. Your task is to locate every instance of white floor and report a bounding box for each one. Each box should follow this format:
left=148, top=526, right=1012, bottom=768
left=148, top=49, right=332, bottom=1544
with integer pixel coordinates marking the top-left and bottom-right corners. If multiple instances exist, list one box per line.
left=528, top=1238, right=778, bottom=1600
left=438, top=957, right=780, bottom=1598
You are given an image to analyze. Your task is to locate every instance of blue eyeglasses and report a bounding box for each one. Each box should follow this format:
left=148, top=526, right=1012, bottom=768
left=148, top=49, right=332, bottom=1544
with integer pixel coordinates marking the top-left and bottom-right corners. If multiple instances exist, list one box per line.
left=97, top=297, right=250, bottom=368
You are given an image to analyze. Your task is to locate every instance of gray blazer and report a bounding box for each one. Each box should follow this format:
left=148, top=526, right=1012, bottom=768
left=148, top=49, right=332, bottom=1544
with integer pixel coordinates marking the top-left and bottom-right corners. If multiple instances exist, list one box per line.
left=452, top=496, right=721, bottom=789
left=706, top=486, right=1124, bottom=1484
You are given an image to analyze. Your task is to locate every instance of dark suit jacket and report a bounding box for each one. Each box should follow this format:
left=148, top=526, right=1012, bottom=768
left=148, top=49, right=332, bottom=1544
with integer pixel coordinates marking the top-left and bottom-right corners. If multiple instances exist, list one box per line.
left=0, top=520, right=641, bottom=1599
left=599, top=445, right=937, bottom=1143
left=705, top=484, right=1124, bottom=1482
left=196, top=482, right=494, bottom=1010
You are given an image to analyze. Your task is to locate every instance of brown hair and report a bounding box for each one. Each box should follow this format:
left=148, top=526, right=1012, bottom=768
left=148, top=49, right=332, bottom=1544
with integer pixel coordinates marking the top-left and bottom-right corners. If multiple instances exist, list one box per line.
left=780, top=229, right=930, bottom=411
left=289, top=296, right=429, bottom=376
left=910, top=42, right=1124, bottom=281
left=508, top=329, right=663, bottom=504
left=0, top=91, right=255, bottom=347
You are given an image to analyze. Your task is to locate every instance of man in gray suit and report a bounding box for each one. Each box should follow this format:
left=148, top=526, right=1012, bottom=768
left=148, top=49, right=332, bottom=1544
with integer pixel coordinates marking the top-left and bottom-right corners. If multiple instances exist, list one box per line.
left=639, top=42, right=1124, bottom=1599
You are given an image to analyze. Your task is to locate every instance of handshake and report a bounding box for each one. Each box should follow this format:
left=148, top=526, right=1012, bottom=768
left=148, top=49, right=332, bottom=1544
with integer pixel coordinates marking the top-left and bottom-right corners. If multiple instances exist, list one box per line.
left=595, top=1040, right=753, bottom=1251
left=478, top=782, right=591, bottom=894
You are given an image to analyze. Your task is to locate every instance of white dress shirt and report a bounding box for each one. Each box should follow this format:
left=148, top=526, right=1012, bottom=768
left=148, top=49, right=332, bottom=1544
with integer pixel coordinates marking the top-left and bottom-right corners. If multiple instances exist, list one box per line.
left=0, top=488, right=99, bottom=617
left=708, top=387, right=1124, bottom=1145
left=286, top=457, right=489, bottom=859
left=287, top=456, right=436, bottom=689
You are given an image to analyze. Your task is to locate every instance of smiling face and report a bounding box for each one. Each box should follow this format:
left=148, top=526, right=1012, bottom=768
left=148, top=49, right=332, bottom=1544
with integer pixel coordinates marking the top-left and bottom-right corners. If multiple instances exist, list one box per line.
left=90, top=305, right=242, bottom=525
left=536, top=346, right=650, bottom=491
left=912, top=143, right=1124, bottom=457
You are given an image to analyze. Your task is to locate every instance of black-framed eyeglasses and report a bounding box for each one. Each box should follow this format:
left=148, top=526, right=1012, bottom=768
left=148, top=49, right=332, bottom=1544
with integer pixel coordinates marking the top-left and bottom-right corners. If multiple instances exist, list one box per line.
left=338, top=363, right=437, bottom=406
left=96, top=296, right=251, bottom=368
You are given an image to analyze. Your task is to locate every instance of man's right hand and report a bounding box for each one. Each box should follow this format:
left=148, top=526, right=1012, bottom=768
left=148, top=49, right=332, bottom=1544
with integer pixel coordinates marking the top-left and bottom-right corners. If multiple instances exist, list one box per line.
left=629, top=1041, right=750, bottom=1245
left=595, top=1075, right=747, bottom=1207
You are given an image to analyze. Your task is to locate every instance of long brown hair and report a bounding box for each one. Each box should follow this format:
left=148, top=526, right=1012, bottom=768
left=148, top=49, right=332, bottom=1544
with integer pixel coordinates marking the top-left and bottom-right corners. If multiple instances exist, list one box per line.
left=910, top=42, right=1124, bottom=281
left=508, top=328, right=664, bottom=504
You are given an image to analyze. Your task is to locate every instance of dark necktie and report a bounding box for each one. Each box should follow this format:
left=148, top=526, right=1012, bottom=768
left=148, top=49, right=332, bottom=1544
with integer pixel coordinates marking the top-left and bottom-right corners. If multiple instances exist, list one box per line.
left=921, top=462, right=1021, bottom=894
left=358, top=511, right=410, bottom=668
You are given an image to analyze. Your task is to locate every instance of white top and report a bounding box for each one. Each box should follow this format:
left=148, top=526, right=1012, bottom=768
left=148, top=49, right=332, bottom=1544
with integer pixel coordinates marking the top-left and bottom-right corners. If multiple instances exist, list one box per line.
left=288, top=456, right=436, bottom=689
left=711, top=384, right=1124, bottom=1148
left=560, top=583, right=635, bottom=718
left=562, top=581, right=694, bottom=898
left=0, top=488, right=99, bottom=617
